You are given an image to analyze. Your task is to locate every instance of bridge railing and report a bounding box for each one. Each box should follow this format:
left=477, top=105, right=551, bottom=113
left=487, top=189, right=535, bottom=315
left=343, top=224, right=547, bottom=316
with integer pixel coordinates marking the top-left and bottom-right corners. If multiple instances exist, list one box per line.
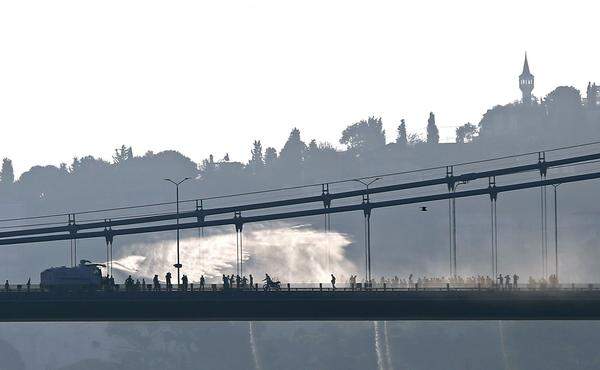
left=1, top=282, right=600, bottom=293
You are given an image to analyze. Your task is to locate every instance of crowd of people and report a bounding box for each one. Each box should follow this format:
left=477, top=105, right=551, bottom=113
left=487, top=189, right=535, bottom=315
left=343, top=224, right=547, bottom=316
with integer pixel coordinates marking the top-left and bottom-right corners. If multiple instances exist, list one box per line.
left=1, top=272, right=564, bottom=292
left=353, top=273, right=564, bottom=290
left=357, top=274, right=521, bottom=289
left=122, top=272, right=282, bottom=292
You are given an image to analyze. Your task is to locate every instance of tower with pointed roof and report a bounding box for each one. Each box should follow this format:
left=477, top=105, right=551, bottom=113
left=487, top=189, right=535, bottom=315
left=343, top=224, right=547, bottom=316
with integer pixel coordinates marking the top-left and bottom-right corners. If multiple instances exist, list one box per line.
left=519, top=53, right=534, bottom=104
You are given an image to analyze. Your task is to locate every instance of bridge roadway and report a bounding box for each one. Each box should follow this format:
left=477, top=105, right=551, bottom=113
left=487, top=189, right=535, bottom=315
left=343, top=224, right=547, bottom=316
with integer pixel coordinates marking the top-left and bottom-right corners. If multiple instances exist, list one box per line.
left=0, top=286, right=599, bottom=321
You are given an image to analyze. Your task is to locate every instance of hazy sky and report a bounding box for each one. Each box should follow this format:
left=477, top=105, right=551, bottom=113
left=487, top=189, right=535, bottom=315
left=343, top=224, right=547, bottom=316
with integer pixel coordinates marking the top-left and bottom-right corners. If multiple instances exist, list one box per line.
left=0, top=1, right=598, bottom=176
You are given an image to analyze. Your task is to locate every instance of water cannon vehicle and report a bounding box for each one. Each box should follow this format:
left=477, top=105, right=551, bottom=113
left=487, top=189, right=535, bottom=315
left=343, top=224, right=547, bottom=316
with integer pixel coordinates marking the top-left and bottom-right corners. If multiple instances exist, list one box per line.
left=40, top=259, right=105, bottom=292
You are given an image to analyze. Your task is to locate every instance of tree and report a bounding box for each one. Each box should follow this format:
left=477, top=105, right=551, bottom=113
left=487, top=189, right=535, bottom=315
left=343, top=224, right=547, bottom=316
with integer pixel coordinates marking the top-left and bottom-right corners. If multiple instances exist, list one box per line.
left=340, top=116, right=386, bottom=151
left=264, top=147, right=277, bottom=167
left=396, top=119, right=408, bottom=146
left=279, top=128, right=306, bottom=165
left=545, top=86, right=583, bottom=126
left=408, top=133, right=424, bottom=145
left=113, top=145, right=133, bottom=165
left=248, top=140, right=264, bottom=173
left=455, top=123, right=478, bottom=143
left=0, top=158, right=14, bottom=185
left=426, top=112, right=439, bottom=144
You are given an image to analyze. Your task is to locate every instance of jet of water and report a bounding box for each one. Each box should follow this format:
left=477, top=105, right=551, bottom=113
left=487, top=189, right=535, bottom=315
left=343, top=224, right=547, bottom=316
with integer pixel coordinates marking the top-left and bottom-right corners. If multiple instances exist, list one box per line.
left=112, top=224, right=357, bottom=283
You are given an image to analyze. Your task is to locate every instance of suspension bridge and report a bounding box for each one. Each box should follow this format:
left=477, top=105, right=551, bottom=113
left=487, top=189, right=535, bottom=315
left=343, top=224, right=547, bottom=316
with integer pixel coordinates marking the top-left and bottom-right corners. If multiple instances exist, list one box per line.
left=1, top=143, right=600, bottom=321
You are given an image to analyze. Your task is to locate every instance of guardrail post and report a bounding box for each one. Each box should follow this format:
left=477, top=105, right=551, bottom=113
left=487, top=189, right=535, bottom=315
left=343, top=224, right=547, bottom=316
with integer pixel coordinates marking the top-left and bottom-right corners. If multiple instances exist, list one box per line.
left=287, top=283, right=290, bottom=292
left=255, top=283, right=258, bottom=291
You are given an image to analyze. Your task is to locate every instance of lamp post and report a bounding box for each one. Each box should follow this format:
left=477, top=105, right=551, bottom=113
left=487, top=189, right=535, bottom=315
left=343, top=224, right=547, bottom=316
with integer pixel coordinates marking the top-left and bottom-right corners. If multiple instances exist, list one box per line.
left=164, top=177, right=190, bottom=286
left=353, top=177, right=381, bottom=284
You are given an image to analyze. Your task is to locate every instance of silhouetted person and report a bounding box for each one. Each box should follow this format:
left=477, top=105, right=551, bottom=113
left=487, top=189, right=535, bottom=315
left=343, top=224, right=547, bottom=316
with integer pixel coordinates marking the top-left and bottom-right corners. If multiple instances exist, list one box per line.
left=498, top=274, right=504, bottom=289
left=513, top=274, right=519, bottom=289
left=242, top=276, right=247, bottom=288
left=200, top=275, right=205, bottom=291
left=109, top=275, right=115, bottom=288
left=125, top=275, right=134, bottom=291
left=26, top=278, right=31, bottom=292
left=181, top=274, right=188, bottom=291
left=249, top=274, right=253, bottom=288
left=236, top=275, right=241, bottom=289
left=505, top=274, right=511, bottom=289
left=331, top=274, right=336, bottom=290
left=165, top=272, right=172, bottom=291
left=223, top=274, right=229, bottom=289
left=153, top=274, right=160, bottom=291
left=135, top=279, right=141, bottom=291
left=141, top=278, right=146, bottom=291
left=4, top=280, right=9, bottom=292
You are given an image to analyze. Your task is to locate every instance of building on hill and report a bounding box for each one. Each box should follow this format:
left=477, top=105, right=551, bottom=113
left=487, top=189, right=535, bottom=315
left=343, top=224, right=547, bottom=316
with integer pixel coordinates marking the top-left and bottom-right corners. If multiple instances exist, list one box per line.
left=586, top=82, right=600, bottom=108
left=519, top=53, right=535, bottom=104
left=478, top=54, right=600, bottom=144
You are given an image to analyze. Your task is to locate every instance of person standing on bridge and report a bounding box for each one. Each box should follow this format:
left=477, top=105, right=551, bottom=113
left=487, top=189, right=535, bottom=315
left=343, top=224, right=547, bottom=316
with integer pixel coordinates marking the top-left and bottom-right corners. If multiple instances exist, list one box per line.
left=153, top=275, right=160, bottom=291
left=4, top=280, right=9, bottom=292
left=497, top=274, right=504, bottom=289
left=26, top=278, right=31, bottom=293
left=181, top=274, right=188, bottom=291
left=241, top=275, right=247, bottom=288
left=249, top=274, right=253, bottom=289
left=165, top=272, right=172, bottom=291
left=200, top=275, right=205, bottom=291
left=125, top=275, right=134, bottom=291
left=513, top=274, right=519, bottom=289
left=223, top=274, right=229, bottom=289
left=331, top=274, right=336, bottom=290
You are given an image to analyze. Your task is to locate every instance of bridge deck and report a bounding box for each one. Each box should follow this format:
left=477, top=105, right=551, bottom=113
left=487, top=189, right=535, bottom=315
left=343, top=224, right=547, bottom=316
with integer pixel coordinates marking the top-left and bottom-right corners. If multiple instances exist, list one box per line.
left=0, top=288, right=599, bottom=321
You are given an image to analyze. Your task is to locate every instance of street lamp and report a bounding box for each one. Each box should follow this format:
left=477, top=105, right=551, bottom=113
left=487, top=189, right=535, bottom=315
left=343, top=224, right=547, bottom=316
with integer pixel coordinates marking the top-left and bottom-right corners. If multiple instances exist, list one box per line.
left=164, top=177, right=190, bottom=286
left=353, top=177, right=381, bottom=284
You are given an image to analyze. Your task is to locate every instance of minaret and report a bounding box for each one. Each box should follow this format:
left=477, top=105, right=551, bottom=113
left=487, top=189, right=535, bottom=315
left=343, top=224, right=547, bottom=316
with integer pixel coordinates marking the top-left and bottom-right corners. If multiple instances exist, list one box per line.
left=519, top=53, right=534, bottom=104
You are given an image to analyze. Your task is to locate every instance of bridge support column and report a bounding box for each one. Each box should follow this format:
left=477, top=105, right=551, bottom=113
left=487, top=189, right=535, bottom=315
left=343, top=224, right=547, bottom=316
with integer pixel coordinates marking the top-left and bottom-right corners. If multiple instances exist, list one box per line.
left=539, top=152, right=549, bottom=278
left=196, top=200, right=205, bottom=272
left=234, top=212, right=243, bottom=277
left=552, top=184, right=560, bottom=281
left=362, top=197, right=373, bottom=285
left=489, top=177, right=498, bottom=279
left=68, top=214, right=77, bottom=267
left=104, top=222, right=114, bottom=277
left=322, top=184, right=332, bottom=272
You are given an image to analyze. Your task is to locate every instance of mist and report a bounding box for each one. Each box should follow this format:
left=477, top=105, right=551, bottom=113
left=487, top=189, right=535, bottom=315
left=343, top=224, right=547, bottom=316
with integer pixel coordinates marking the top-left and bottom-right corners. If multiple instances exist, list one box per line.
left=113, top=224, right=356, bottom=283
